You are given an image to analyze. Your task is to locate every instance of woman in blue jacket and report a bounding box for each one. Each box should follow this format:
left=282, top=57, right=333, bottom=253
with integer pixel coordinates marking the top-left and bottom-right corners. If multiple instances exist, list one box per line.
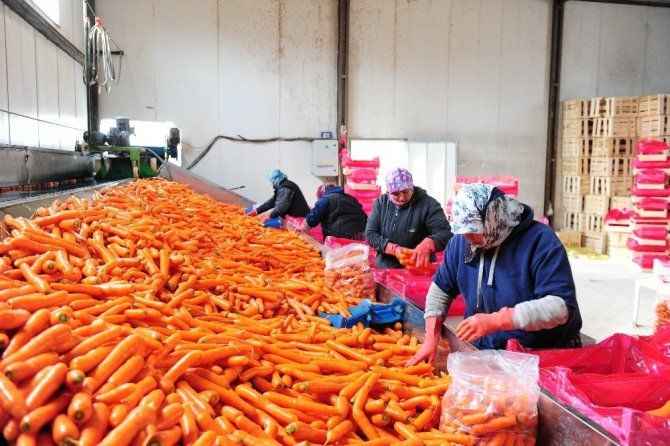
left=408, top=184, right=582, bottom=363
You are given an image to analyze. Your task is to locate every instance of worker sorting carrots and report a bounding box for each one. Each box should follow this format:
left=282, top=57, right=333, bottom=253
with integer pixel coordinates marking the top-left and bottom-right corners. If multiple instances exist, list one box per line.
left=0, top=178, right=473, bottom=445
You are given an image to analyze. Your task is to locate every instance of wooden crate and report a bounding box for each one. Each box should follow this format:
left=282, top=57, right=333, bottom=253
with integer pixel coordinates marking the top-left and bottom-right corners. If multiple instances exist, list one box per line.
left=562, top=119, right=594, bottom=138
left=562, top=99, right=588, bottom=120
left=561, top=158, right=590, bottom=176
left=588, top=97, right=638, bottom=117
left=606, top=230, right=630, bottom=249
left=638, top=95, right=669, bottom=117
left=563, top=175, right=589, bottom=196
left=562, top=194, right=583, bottom=212
left=584, top=214, right=604, bottom=233
left=594, top=117, right=637, bottom=137
left=591, top=137, right=634, bottom=158
left=584, top=231, right=607, bottom=254
left=589, top=157, right=632, bottom=177
left=638, top=116, right=670, bottom=138
left=562, top=138, right=592, bottom=158
left=557, top=230, right=582, bottom=248
left=590, top=176, right=632, bottom=197
left=563, top=212, right=583, bottom=232
left=610, top=195, right=632, bottom=209
left=584, top=195, right=610, bottom=215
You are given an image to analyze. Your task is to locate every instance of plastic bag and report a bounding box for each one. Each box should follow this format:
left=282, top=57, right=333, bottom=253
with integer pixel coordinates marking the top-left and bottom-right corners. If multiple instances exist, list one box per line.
left=655, top=285, right=670, bottom=330
left=324, top=244, right=375, bottom=301
left=508, top=329, right=670, bottom=446
left=440, top=350, right=540, bottom=446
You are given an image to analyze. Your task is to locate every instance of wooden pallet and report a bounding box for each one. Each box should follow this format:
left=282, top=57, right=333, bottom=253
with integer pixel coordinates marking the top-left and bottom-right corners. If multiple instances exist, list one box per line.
left=584, top=214, right=604, bottom=233
left=584, top=231, right=607, bottom=254
left=557, top=230, right=582, bottom=248
left=563, top=175, right=589, bottom=196
left=594, top=117, right=637, bottom=137
left=562, top=99, right=588, bottom=120
left=610, top=195, right=632, bottom=209
left=584, top=195, right=610, bottom=215
left=589, top=157, right=632, bottom=177
left=590, top=176, right=632, bottom=196
left=561, top=158, right=590, bottom=176
left=588, top=97, right=638, bottom=117
left=562, top=194, right=583, bottom=212
left=562, top=138, right=592, bottom=158
left=563, top=119, right=594, bottom=138
left=638, top=115, right=670, bottom=138
left=638, top=94, right=669, bottom=117
left=591, top=137, right=634, bottom=157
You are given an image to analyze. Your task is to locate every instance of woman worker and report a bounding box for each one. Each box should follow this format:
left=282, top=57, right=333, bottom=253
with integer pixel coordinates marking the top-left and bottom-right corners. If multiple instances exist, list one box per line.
left=301, top=183, right=368, bottom=240
left=246, top=169, right=310, bottom=220
left=365, top=168, right=452, bottom=269
left=407, top=184, right=582, bottom=364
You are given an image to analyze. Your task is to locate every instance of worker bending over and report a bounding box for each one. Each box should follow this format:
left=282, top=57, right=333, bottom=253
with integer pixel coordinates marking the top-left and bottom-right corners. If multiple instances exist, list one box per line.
left=247, top=169, right=310, bottom=220
left=365, top=168, right=452, bottom=269
left=408, top=184, right=582, bottom=364
left=301, top=183, right=367, bottom=240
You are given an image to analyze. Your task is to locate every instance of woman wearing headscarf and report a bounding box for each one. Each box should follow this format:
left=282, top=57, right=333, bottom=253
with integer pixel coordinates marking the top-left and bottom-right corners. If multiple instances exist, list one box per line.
left=301, top=183, right=367, bottom=240
left=365, top=168, right=452, bottom=269
left=407, top=184, right=582, bottom=363
left=246, top=169, right=310, bottom=220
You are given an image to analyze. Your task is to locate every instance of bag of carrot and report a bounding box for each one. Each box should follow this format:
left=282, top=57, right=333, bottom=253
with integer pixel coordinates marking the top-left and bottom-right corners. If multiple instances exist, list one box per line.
left=439, top=351, right=540, bottom=446
left=324, top=244, right=375, bottom=302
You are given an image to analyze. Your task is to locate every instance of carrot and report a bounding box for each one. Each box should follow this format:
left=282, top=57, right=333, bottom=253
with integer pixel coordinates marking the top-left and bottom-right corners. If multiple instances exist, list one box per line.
left=462, top=412, right=490, bottom=425
left=191, top=431, right=217, bottom=446
left=19, top=263, right=49, bottom=293
left=285, top=421, right=327, bottom=443
left=156, top=402, right=183, bottom=430
left=235, top=383, right=298, bottom=425
left=15, top=433, right=37, bottom=446
left=4, top=352, right=59, bottom=382
left=2, top=323, right=73, bottom=366
left=180, top=405, right=199, bottom=445
left=148, top=425, right=182, bottom=446
left=98, top=402, right=157, bottom=446
left=70, top=345, right=114, bottom=372
left=68, top=325, right=125, bottom=359
left=264, top=391, right=340, bottom=418
left=3, top=418, right=20, bottom=441
left=0, top=373, right=28, bottom=418
left=20, top=393, right=70, bottom=434
left=109, top=404, right=129, bottom=427
left=87, top=334, right=144, bottom=392
left=0, top=285, right=37, bottom=302
left=160, top=350, right=202, bottom=393
left=25, top=362, right=68, bottom=411
left=352, top=372, right=380, bottom=440
left=68, top=392, right=93, bottom=424
left=326, top=419, right=354, bottom=444
left=51, top=414, right=80, bottom=444
left=95, top=383, right=137, bottom=404
left=471, top=416, right=518, bottom=435
left=9, top=291, right=71, bottom=312
left=55, top=250, right=74, bottom=275
left=108, top=354, right=145, bottom=386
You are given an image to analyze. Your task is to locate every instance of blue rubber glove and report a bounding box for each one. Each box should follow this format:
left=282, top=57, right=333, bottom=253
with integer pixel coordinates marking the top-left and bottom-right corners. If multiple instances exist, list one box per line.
left=263, top=217, right=284, bottom=229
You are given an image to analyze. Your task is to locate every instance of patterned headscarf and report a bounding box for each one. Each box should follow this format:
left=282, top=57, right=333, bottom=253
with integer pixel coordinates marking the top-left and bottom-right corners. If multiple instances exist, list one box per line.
left=452, top=183, right=525, bottom=262
left=385, top=168, right=414, bottom=193
left=268, top=169, right=287, bottom=187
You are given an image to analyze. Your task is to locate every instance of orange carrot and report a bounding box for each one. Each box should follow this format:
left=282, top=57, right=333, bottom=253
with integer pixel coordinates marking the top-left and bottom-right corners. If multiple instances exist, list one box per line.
left=19, top=263, right=49, bottom=293
left=0, top=373, right=28, bottom=418
left=4, top=352, right=60, bottom=382
left=25, top=362, right=67, bottom=411
left=20, top=393, right=70, bottom=434
left=51, top=414, right=79, bottom=444
left=68, top=392, right=93, bottom=424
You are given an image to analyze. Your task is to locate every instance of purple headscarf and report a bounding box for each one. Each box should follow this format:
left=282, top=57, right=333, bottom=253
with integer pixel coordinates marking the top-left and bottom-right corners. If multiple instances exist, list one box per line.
left=385, top=168, right=414, bottom=193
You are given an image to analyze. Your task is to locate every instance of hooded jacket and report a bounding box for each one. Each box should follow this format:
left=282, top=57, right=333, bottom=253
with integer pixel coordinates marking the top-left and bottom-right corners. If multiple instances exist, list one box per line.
left=365, top=187, right=452, bottom=268
left=433, top=204, right=582, bottom=349
left=305, top=186, right=367, bottom=239
left=255, top=178, right=310, bottom=219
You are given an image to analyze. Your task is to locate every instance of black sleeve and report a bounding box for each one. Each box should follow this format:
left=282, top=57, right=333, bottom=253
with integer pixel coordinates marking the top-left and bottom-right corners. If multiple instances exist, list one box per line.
left=424, top=197, right=452, bottom=252
left=364, top=198, right=388, bottom=253
left=270, top=186, right=295, bottom=218
left=255, top=194, right=276, bottom=215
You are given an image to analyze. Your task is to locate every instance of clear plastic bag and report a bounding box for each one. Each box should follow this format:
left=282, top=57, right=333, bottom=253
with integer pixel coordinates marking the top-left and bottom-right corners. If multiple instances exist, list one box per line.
left=440, top=350, right=540, bottom=446
left=655, top=295, right=670, bottom=329
left=324, top=244, right=375, bottom=301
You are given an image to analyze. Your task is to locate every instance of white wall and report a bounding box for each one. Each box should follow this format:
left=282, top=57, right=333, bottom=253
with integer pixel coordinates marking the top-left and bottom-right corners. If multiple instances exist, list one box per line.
left=561, top=1, right=670, bottom=100
left=348, top=0, right=551, bottom=213
left=97, top=0, right=337, bottom=205
left=0, top=1, right=86, bottom=150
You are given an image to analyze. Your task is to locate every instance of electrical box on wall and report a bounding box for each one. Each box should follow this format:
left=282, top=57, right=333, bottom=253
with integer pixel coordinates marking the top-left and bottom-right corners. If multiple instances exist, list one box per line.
left=311, top=139, right=338, bottom=176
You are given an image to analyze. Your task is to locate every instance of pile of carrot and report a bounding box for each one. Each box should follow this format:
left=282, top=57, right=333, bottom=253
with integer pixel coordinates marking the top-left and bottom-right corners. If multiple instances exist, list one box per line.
left=0, top=179, right=467, bottom=445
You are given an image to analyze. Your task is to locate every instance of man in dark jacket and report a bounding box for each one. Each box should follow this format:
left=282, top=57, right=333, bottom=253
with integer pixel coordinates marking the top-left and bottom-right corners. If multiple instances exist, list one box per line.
left=365, top=168, right=452, bottom=269
left=302, top=183, right=367, bottom=240
left=247, top=169, right=310, bottom=219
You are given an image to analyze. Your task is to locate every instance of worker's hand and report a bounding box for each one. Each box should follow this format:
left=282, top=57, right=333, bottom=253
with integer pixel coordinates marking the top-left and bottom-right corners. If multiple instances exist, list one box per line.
left=298, top=220, right=310, bottom=233
left=245, top=206, right=258, bottom=217
left=406, top=336, right=439, bottom=366
left=384, top=242, right=401, bottom=257
left=455, top=308, right=515, bottom=343
left=411, top=238, right=435, bottom=269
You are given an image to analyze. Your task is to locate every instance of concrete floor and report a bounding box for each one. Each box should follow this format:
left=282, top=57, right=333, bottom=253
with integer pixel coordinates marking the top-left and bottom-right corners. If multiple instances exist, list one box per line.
left=570, top=255, right=656, bottom=342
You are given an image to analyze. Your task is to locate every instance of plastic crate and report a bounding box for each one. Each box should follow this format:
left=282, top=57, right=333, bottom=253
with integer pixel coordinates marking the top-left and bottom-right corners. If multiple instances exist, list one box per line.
left=455, top=176, right=520, bottom=197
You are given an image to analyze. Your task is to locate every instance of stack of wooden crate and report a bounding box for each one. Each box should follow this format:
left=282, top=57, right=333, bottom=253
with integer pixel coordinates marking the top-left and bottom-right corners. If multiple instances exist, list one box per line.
left=560, top=97, right=636, bottom=253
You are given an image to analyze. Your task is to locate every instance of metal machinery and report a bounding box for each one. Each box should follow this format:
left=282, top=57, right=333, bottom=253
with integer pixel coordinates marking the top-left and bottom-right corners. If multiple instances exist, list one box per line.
left=79, top=118, right=180, bottom=181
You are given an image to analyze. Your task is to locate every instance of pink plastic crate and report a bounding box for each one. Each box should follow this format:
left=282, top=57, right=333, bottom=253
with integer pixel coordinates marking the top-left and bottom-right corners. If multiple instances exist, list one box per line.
left=636, top=171, right=666, bottom=184
left=341, top=151, right=380, bottom=169
left=631, top=187, right=670, bottom=197
left=633, top=159, right=670, bottom=170
left=634, top=226, right=667, bottom=239
left=455, top=176, right=520, bottom=197
left=345, top=185, right=381, bottom=199
left=627, top=238, right=667, bottom=253
left=637, top=138, right=669, bottom=154
left=344, top=167, right=378, bottom=183
left=633, top=253, right=670, bottom=270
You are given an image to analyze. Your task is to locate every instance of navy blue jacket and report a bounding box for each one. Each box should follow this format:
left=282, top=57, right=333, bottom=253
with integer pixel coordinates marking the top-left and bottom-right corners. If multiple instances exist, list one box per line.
left=255, top=179, right=310, bottom=219
left=305, top=187, right=367, bottom=239
left=434, top=205, right=582, bottom=349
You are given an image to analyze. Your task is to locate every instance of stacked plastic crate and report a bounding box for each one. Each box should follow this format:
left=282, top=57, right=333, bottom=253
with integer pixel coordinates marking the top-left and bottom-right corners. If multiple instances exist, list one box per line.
left=341, top=151, right=381, bottom=215
left=629, top=139, right=670, bottom=270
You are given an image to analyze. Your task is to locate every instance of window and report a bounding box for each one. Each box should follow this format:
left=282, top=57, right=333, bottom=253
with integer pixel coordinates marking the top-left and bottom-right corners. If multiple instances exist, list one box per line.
left=30, top=0, right=60, bottom=25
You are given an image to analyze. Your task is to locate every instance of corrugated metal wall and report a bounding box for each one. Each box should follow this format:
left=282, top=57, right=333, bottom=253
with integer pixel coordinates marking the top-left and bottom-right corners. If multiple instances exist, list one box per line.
left=0, top=1, right=86, bottom=150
